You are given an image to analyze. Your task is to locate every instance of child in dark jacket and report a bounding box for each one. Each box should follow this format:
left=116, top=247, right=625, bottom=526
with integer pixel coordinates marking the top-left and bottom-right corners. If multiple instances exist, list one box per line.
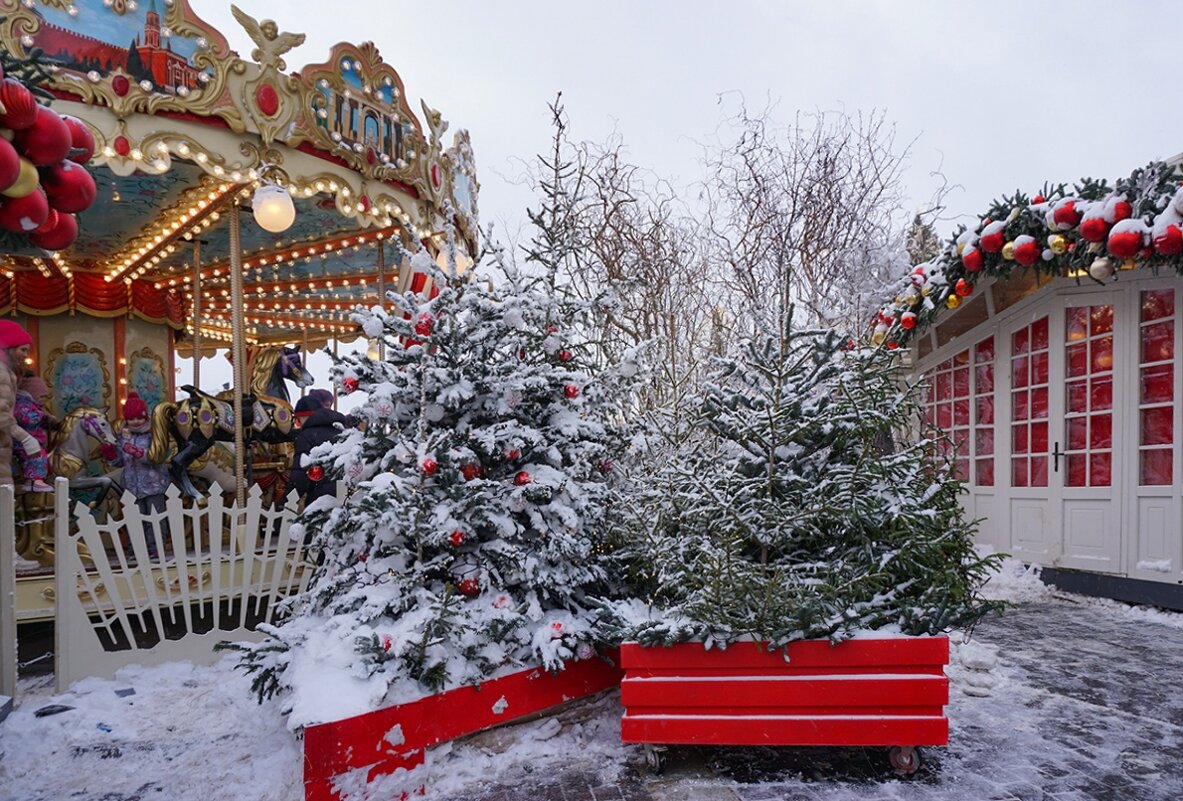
left=289, top=395, right=352, bottom=506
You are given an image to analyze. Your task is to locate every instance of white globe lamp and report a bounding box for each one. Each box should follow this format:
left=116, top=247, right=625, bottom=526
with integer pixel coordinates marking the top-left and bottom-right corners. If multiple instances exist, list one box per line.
left=252, top=183, right=296, bottom=233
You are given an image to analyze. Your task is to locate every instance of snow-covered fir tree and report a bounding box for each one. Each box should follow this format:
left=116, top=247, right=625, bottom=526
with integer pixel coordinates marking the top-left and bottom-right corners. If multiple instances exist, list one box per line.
left=603, top=310, right=1002, bottom=649
left=230, top=242, right=640, bottom=721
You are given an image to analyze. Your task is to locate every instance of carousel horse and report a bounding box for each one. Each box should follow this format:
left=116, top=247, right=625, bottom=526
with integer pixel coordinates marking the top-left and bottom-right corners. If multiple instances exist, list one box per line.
left=147, top=345, right=313, bottom=498
left=15, top=406, right=121, bottom=566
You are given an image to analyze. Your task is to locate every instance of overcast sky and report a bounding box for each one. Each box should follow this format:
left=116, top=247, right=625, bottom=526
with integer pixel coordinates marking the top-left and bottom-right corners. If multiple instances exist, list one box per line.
left=188, top=0, right=1183, bottom=399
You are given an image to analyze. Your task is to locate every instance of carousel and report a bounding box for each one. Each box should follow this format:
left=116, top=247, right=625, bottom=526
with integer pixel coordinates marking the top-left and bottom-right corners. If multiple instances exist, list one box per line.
left=0, top=0, right=479, bottom=621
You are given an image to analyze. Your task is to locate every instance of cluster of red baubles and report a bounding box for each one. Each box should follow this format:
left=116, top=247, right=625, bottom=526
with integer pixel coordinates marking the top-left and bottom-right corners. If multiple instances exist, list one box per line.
left=0, top=70, right=96, bottom=250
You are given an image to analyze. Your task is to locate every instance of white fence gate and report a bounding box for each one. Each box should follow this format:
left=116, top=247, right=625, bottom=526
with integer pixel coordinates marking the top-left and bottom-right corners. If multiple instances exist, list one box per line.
left=53, top=478, right=314, bottom=692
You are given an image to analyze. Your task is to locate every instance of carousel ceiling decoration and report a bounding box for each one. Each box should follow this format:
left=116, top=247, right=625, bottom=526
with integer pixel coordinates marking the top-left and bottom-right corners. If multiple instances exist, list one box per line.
left=0, top=0, right=480, bottom=345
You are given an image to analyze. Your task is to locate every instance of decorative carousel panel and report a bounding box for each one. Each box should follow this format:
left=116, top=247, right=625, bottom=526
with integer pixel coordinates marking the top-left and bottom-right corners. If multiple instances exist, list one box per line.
left=0, top=0, right=240, bottom=128
left=128, top=347, right=165, bottom=410
left=46, top=340, right=112, bottom=415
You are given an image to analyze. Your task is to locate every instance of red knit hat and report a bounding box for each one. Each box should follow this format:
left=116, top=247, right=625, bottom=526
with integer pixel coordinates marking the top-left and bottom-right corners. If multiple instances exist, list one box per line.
left=0, top=320, right=32, bottom=349
left=123, top=392, right=148, bottom=420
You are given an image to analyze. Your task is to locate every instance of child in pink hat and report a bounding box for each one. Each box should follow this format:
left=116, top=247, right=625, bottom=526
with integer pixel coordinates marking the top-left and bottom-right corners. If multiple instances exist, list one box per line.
left=0, top=320, right=42, bottom=489
left=13, top=374, right=54, bottom=492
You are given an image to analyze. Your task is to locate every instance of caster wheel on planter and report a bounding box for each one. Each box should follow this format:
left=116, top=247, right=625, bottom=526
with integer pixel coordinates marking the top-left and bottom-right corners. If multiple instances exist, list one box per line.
left=888, top=745, right=922, bottom=776
left=644, top=745, right=668, bottom=775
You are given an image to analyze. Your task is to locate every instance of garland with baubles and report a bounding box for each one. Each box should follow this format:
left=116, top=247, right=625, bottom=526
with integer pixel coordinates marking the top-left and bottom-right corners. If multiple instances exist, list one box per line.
left=0, top=45, right=97, bottom=252
left=873, top=161, right=1183, bottom=348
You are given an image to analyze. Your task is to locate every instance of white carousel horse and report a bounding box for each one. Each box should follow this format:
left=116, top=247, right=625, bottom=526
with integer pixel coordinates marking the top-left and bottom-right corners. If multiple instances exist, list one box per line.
left=49, top=406, right=122, bottom=500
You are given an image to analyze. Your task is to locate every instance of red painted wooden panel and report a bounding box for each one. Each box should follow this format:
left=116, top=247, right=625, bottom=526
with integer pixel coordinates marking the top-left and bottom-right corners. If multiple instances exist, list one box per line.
left=620, top=637, right=948, bottom=671
left=621, top=713, right=948, bottom=747
left=621, top=675, right=948, bottom=709
left=305, top=652, right=622, bottom=801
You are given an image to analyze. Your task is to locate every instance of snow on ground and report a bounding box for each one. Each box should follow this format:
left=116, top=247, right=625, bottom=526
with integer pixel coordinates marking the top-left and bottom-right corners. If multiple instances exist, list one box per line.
left=2, top=554, right=1182, bottom=801
left=0, top=657, right=301, bottom=801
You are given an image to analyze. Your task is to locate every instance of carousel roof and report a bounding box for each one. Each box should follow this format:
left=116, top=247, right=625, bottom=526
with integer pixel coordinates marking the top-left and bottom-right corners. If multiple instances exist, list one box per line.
left=0, top=0, right=479, bottom=350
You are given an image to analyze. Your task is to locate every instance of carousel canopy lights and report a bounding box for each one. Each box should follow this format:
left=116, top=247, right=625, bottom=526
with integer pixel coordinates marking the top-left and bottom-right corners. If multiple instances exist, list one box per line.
left=252, top=182, right=296, bottom=233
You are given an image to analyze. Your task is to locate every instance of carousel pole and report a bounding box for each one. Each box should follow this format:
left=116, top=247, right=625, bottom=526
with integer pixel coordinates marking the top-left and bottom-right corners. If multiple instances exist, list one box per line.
left=228, top=203, right=247, bottom=506
left=191, top=239, right=202, bottom=390
left=300, top=327, right=308, bottom=398
left=376, top=239, right=385, bottom=360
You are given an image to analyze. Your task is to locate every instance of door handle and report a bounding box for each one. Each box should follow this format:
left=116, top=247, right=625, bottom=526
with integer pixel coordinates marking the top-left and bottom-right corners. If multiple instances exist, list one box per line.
left=1052, top=441, right=1064, bottom=473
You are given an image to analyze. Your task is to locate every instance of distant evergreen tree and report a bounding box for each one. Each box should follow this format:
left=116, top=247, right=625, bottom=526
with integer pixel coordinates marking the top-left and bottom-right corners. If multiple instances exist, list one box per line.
left=126, top=40, right=147, bottom=81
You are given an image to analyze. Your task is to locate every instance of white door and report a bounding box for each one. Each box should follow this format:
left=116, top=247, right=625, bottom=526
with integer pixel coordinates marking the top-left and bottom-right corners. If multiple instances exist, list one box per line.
left=1057, top=293, right=1122, bottom=572
left=1006, top=312, right=1061, bottom=563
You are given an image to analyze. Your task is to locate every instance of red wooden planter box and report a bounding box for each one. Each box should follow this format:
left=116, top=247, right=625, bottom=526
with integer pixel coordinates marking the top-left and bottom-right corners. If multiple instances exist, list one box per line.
left=303, top=651, right=622, bottom=801
left=620, top=636, right=949, bottom=751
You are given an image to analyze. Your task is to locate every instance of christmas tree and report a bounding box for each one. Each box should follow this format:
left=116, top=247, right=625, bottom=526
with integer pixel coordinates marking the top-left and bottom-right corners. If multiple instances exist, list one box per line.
left=230, top=242, right=639, bottom=723
left=602, top=311, right=1002, bottom=649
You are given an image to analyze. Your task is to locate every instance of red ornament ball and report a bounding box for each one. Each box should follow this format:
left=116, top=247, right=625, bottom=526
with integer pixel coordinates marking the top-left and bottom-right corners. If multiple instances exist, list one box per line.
left=420, top=458, right=438, bottom=477
left=414, top=313, right=434, bottom=337
left=459, top=462, right=483, bottom=481
left=979, top=222, right=1006, bottom=253
left=341, top=376, right=359, bottom=394
left=505, top=448, right=521, bottom=461
left=1013, top=235, right=1041, bottom=267
left=513, top=470, right=531, bottom=486
left=1080, top=217, right=1111, bottom=243
left=564, top=383, right=580, bottom=399
left=954, top=278, right=973, bottom=297
left=40, top=159, right=96, bottom=213
left=14, top=107, right=72, bottom=166
left=0, top=187, right=49, bottom=233
left=1153, top=224, right=1183, bottom=256
left=449, top=530, right=466, bottom=546
left=1113, top=200, right=1133, bottom=221
left=1107, top=229, right=1143, bottom=259
left=1052, top=200, right=1082, bottom=229
left=599, top=458, right=614, bottom=474
left=0, top=137, right=20, bottom=193
left=0, top=79, right=38, bottom=130
left=559, top=349, right=573, bottom=362
left=961, top=246, right=983, bottom=273
left=900, top=311, right=918, bottom=330
left=457, top=577, right=481, bottom=597
left=886, top=340, right=899, bottom=350
left=60, top=115, right=95, bottom=164
left=29, top=210, right=77, bottom=251
left=306, top=464, right=325, bottom=482
left=1032, top=194, right=1045, bottom=204
left=381, top=634, right=394, bottom=652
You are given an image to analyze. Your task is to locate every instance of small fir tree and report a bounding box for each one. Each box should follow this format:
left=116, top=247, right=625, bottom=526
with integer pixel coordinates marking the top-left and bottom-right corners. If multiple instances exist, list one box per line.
left=229, top=243, right=639, bottom=721
left=603, top=310, right=1002, bottom=649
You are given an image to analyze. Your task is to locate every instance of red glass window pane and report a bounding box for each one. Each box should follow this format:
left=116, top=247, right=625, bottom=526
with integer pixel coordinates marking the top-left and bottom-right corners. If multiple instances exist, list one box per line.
left=976, top=459, right=994, bottom=487
left=1012, top=392, right=1029, bottom=421
left=975, top=364, right=994, bottom=394
left=1032, top=351, right=1049, bottom=385
left=1012, top=355, right=1030, bottom=388
left=1067, top=417, right=1088, bottom=450
left=1031, top=387, right=1049, bottom=419
left=1012, top=458, right=1028, bottom=487
left=1030, top=421, right=1048, bottom=453
left=955, top=459, right=969, bottom=481
left=936, top=371, right=950, bottom=399
left=937, top=403, right=952, bottom=429
left=1091, top=336, right=1114, bottom=373
left=1141, top=289, right=1174, bottom=322
left=1090, top=305, right=1114, bottom=336
left=1066, top=308, right=1089, bottom=343
left=1012, top=424, right=1029, bottom=454
left=1066, top=454, right=1087, bottom=487
left=1030, top=456, right=1049, bottom=487
left=1090, top=413, right=1112, bottom=450
left=976, top=395, right=995, bottom=425
left=1091, top=377, right=1113, bottom=411
left=975, top=337, right=995, bottom=362
left=1141, top=364, right=1173, bottom=404
left=1141, top=321, right=1174, bottom=364
left=1032, top=317, right=1049, bottom=350
left=1067, top=380, right=1088, bottom=414
left=976, top=428, right=995, bottom=456
left=1141, top=407, right=1173, bottom=446
left=954, top=367, right=970, bottom=397
left=1141, top=448, right=1173, bottom=486
left=1090, top=453, right=1112, bottom=487
left=954, top=398, right=970, bottom=427
left=1012, top=328, right=1030, bottom=355
left=1066, top=343, right=1088, bottom=378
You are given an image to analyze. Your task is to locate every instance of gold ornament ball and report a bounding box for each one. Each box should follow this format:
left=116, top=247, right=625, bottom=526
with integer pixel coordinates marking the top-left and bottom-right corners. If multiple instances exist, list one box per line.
left=1121, top=259, right=1138, bottom=271
left=1049, top=234, right=1068, bottom=255
left=1002, top=242, right=1016, bottom=261
left=956, top=242, right=966, bottom=256
left=946, top=294, right=962, bottom=310
left=871, top=330, right=886, bottom=345
left=921, top=284, right=932, bottom=296
left=902, top=292, right=919, bottom=306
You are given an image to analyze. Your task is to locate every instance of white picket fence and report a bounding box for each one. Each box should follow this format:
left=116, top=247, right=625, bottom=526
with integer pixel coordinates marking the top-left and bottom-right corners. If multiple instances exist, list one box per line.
left=1, top=485, right=16, bottom=715
left=52, top=478, right=315, bottom=692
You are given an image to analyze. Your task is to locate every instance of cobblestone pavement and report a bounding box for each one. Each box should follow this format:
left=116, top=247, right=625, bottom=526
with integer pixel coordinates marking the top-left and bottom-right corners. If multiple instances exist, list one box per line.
left=434, top=596, right=1183, bottom=801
